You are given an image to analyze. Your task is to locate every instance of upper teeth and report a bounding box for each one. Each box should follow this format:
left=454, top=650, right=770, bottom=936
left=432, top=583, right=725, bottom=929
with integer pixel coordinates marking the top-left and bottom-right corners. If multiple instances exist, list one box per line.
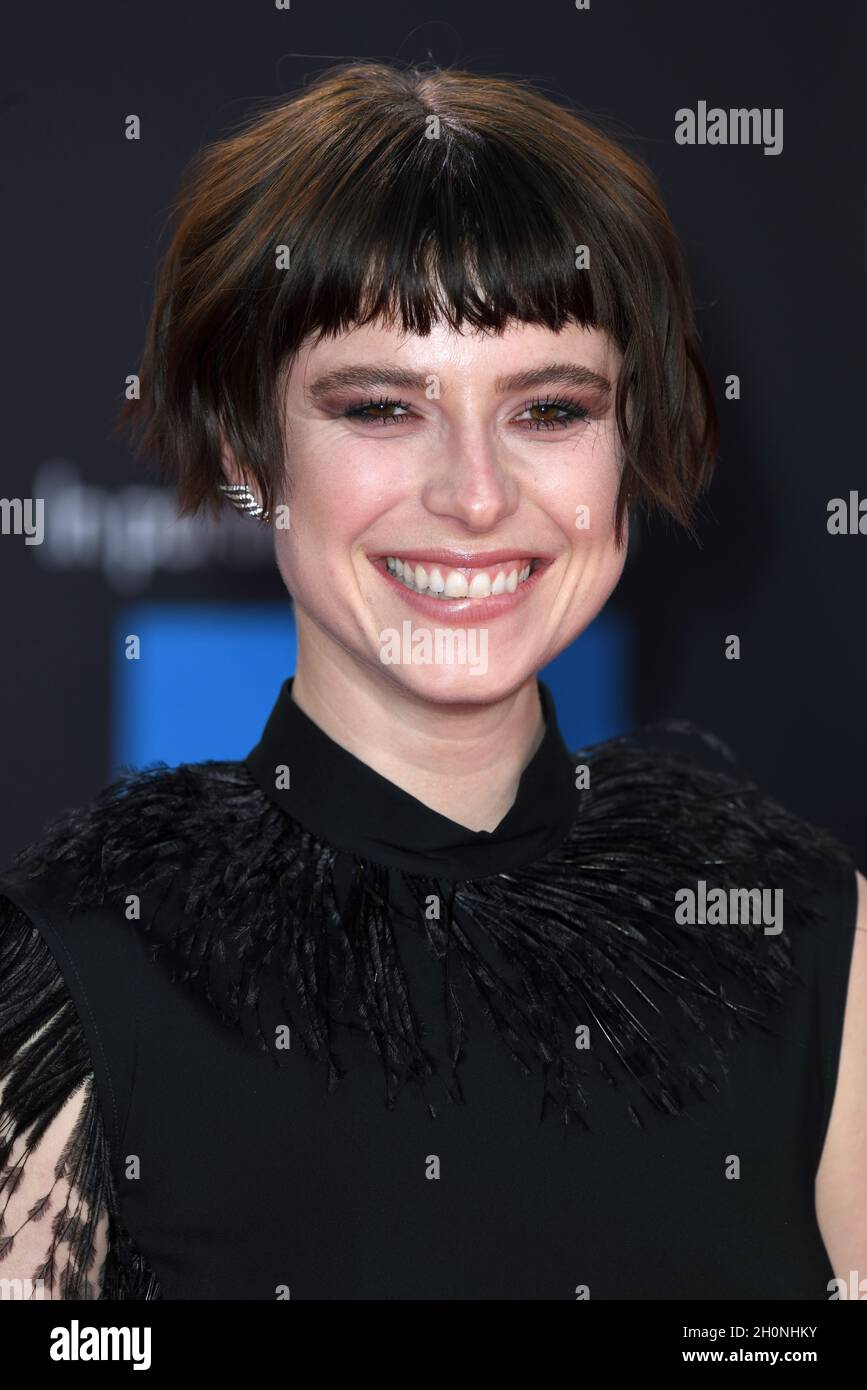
left=385, top=556, right=533, bottom=598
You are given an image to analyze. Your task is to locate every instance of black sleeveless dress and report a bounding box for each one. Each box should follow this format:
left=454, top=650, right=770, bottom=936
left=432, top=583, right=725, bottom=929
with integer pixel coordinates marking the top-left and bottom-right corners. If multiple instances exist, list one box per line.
left=0, top=677, right=858, bottom=1300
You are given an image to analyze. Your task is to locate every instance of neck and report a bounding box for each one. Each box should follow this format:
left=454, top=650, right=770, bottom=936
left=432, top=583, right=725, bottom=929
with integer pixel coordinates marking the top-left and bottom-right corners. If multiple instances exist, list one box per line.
left=290, top=636, right=545, bottom=833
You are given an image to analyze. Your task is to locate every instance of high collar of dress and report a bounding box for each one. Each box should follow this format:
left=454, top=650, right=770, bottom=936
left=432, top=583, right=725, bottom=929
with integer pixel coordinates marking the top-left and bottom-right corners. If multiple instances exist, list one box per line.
left=245, top=676, right=581, bottom=879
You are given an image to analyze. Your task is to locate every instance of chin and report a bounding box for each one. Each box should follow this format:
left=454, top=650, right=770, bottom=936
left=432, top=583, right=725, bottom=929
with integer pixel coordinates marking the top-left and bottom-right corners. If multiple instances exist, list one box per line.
left=374, top=659, right=535, bottom=707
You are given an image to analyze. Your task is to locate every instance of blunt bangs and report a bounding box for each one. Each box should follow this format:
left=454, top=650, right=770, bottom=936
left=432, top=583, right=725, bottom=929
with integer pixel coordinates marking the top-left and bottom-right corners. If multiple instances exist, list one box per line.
left=118, top=62, right=719, bottom=536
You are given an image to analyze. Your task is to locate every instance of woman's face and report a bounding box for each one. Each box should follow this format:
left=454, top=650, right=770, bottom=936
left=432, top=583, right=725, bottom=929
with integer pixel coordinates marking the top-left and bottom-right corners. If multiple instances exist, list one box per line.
left=273, top=317, right=627, bottom=703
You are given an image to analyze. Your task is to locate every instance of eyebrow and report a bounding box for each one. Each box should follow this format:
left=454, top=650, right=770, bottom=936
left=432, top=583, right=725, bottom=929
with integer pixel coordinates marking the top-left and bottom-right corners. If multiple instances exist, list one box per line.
left=306, top=360, right=613, bottom=402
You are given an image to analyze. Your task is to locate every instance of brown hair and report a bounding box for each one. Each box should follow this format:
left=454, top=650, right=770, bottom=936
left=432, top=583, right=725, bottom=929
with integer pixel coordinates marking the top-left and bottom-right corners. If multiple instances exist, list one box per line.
left=117, top=61, right=719, bottom=538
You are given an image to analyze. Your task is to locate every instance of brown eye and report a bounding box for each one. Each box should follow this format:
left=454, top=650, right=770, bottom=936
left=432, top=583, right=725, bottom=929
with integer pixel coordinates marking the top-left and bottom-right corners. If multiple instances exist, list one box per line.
left=514, top=397, right=592, bottom=430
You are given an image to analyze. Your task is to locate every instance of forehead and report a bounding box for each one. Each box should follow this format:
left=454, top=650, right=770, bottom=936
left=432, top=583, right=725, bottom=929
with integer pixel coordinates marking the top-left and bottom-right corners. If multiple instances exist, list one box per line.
left=287, top=318, right=621, bottom=394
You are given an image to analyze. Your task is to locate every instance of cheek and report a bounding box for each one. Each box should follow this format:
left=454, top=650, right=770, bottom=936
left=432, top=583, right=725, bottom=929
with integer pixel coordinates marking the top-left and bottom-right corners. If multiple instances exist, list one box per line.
left=558, top=444, right=626, bottom=607
left=537, top=421, right=622, bottom=528
left=284, top=432, right=402, bottom=529
left=558, top=460, right=622, bottom=550
left=272, top=527, right=297, bottom=601
left=270, top=446, right=382, bottom=600
left=562, top=523, right=627, bottom=640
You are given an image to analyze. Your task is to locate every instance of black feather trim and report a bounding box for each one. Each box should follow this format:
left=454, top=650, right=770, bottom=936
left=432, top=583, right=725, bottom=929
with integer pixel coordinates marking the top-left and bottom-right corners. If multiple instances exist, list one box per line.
left=7, top=725, right=854, bottom=1136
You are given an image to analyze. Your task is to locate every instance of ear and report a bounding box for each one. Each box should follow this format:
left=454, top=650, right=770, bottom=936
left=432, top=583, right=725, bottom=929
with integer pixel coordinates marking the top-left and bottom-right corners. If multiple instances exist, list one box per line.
left=217, top=429, right=268, bottom=519
left=219, top=430, right=247, bottom=489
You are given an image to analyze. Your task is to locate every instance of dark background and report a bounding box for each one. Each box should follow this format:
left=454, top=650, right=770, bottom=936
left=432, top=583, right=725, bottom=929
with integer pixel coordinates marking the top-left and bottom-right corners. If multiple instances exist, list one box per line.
left=1, top=0, right=864, bottom=865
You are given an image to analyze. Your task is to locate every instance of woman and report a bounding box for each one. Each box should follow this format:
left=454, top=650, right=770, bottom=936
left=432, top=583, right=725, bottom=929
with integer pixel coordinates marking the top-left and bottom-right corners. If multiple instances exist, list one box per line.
left=1, top=61, right=864, bottom=1301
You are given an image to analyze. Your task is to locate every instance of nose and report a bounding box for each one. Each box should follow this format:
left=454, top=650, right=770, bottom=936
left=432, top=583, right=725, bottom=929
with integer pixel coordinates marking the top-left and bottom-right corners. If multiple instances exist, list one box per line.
left=419, top=425, right=520, bottom=532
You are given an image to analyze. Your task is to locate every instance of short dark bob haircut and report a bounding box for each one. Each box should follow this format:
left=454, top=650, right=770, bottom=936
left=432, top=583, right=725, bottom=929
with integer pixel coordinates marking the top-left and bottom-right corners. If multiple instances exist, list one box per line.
left=118, top=61, right=719, bottom=540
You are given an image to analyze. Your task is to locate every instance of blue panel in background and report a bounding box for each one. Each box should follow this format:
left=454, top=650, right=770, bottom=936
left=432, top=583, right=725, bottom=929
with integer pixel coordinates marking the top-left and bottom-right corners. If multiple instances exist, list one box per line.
left=540, top=608, right=632, bottom=752
left=114, top=602, right=632, bottom=771
left=113, top=604, right=297, bottom=772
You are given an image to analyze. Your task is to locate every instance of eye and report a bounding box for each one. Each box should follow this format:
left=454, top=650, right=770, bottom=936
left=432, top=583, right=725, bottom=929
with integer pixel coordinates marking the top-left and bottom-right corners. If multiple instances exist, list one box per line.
left=340, top=393, right=593, bottom=429
left=343, top=397, right=414, bottom=426
left=513, top=396, right=592, bottom=430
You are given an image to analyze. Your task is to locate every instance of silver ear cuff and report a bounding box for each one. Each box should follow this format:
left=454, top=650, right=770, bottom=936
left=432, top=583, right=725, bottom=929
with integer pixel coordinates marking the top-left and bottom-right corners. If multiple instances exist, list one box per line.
left=219, top=483, right=268, bottom=520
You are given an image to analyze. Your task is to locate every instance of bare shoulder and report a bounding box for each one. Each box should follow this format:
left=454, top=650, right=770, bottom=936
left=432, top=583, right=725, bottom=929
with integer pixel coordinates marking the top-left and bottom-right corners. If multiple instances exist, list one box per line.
left=815, top=868, right=867, bottom=1282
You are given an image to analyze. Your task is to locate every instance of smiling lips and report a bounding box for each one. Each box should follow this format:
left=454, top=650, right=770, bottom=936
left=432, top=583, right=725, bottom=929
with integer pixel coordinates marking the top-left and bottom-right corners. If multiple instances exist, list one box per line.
left=385, top=554, right=538, bottom=599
